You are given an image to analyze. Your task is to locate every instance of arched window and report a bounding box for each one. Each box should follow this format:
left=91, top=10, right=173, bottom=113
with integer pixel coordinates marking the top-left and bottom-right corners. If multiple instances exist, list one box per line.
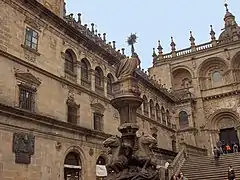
left=95, top=67, right=103, bottom=87
left=179, top=111, right=189, bottom=129
left=81, top=59, right=89, bottom=81
left=212, top=71, right=222, bottom=87
left=64, top=152, right=81, bottom=180
left=143, top=96, right=149, bottom=116
left=161, top=106, right=166, bottom=124
left=96, top=156, right=107, bottom=179
left=107, top=74, right=113, bottom=94
left=65, top=49, right=75, bottom=73
left=156, top=103, right=161, bottom=121
left=150, top=100, right=155, bottom=119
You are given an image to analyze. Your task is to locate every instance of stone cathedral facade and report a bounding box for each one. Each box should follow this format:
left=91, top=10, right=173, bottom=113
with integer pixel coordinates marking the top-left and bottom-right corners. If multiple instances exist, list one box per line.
left=0, top=0, right=240, bottom=179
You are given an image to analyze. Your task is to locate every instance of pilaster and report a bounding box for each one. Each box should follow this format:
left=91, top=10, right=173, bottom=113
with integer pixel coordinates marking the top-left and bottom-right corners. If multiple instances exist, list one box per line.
left=89, top=69, right=95, bottom=91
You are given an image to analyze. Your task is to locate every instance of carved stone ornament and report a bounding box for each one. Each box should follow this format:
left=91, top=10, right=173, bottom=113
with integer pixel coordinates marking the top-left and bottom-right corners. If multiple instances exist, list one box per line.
left=12, top=133, right=35, bottom=164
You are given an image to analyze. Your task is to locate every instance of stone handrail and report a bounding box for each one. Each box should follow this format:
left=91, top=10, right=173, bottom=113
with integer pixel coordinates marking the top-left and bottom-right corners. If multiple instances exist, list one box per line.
left=167, top=143, right=207, bottom=179
left=168, top=148, right=186, bottom=179
left=183, top=143, right=208, bottom=157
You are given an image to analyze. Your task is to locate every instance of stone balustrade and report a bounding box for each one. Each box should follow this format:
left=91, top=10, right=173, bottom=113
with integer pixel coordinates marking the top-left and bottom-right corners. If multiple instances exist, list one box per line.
left=161, top=42, right=213, bottom=60
left=168, top=142, right=207, bottom=179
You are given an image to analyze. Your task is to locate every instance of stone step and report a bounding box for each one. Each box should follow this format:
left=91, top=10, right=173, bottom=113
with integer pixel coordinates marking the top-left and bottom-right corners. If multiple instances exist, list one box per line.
left=183, top=160, right=240, bottom=169
left=179, top=153, right=240, bottom=180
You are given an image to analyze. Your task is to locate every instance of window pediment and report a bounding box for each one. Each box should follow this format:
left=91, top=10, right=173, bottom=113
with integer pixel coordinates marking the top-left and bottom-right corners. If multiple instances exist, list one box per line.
left=91, top=103, right=105, bottom=114
left=15, top=72, right=41, bottom=86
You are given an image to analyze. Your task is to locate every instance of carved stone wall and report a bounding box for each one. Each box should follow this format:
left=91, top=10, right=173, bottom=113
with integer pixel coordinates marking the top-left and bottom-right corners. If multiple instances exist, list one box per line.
left=0, top=2, right=179, bottom=179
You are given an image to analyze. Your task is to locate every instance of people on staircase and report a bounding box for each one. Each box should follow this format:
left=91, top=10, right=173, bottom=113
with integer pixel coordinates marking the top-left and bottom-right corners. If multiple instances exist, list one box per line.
left=233, top=143, right=239, bottom=153
left=213, top=146, right=220, bottom=166
left=228, top=165, right=236, bottom=180
left=226, top=144, right=231, bottom=154
left=170, top=174, right=178, bottom=180
left=217, top=140, right=223, bottom=154
left=178, top=172, right=188, bottom=180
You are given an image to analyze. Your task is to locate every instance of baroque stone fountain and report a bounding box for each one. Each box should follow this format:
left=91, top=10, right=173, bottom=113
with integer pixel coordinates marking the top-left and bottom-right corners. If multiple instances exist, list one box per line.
left=103, top=34, right=159, bottom=180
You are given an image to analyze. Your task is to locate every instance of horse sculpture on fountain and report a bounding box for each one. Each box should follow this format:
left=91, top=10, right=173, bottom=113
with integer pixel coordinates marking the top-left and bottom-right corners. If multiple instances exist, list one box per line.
left=103, top=135, right=128, bottom=174
left=104, top=133, right=159, bottom=180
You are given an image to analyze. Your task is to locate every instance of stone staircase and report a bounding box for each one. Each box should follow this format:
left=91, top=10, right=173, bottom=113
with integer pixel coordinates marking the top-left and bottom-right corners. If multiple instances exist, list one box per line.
left=181, top=153, right=240, bottom=180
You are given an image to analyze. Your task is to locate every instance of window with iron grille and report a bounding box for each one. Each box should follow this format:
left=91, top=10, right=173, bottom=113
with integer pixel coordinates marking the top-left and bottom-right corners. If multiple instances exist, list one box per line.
left=19, top=87, right=35, bottom=111
left=67, top=105, right=78, bottom=124
left=24, top=27, right=38, bottom=51
left=93, top=113, right=103, bottom=131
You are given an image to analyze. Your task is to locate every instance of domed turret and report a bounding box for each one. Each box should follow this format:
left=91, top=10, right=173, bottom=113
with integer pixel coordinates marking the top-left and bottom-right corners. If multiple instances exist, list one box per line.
left=218, top=2, right=240, bottom=42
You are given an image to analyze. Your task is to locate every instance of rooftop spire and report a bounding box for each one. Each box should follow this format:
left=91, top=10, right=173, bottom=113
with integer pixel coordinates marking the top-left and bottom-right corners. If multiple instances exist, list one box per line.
left=224, top=0, right=229, bottom=12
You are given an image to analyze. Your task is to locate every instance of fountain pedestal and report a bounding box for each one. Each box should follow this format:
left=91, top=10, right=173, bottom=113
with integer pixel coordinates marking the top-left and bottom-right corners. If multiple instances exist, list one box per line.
left=103, top=35, right=159, bottom=180
left=103, top=74, right=159, bottom=180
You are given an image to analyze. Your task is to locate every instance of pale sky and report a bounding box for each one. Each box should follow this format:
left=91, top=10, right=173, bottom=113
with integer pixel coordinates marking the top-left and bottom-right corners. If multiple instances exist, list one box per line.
left=66, top=0, right=240, bottom=69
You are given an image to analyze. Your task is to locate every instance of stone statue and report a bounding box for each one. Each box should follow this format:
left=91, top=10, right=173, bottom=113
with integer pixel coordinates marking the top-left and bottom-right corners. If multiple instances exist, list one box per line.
left=134, top=133, right=157, bottom=168
left=103, top=136, right=128, bottom=173
left=115, top=34, right=140, bottom=79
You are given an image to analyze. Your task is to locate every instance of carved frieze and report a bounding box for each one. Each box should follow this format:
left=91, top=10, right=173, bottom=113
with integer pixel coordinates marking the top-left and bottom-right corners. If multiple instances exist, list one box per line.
left=12, top=133, right=35, bottom=164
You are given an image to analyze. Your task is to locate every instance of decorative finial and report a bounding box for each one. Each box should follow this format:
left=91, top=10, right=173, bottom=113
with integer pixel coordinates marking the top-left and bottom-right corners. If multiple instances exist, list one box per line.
left=95, top=29, right=98, bottom=35
left=170, top=36, right=176, bottom=51
left=91, top=23, right=94, bottom=33
left=121, top=48, right=125, bottom=55
left=157, top=40, right=163, bottom=54
left=210, top=25, right=216, bottom=40
left=64, top=2, right=66, bottom=16
left=77, top=13, right=81, bottom=25
left=152, top=48, right=157, bottom=57
left=152, top=48, right=157, bottom=63
left=84, top=24, right=88, bottom=29
left=112, top=41, right=116, bottom=50
left=127, top=33, right=137, bottom=56
left=103, top=33, right=106, bottom=42
left=189, top=31, right=195, bottom=46
left=224, top=0, right=229, bottom=12
left=98, top=33, right=101, bottom=39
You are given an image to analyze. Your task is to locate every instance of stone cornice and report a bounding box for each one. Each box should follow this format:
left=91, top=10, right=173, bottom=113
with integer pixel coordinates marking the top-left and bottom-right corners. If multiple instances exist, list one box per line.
left=202, top=89, right=240, bottom=101
left=0, top=103, right=110, bottom=141
left=6, top=0, right=120, bottom=65
left=136, top=71, right=176, bottom=102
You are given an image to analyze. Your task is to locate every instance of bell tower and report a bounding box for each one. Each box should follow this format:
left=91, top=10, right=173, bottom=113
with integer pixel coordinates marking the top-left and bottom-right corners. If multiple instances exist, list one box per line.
left=37, top=0, right=65, bottom=17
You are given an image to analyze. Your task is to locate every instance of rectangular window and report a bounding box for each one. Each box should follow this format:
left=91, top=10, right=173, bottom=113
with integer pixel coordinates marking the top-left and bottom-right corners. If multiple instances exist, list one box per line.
left=93, top=113, right=103, bottom=131
left=24, top=27, right=38, bottom=51
left=67, top=106, right=78, bottom=124
left=19, top=87, right=35, bottom=111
